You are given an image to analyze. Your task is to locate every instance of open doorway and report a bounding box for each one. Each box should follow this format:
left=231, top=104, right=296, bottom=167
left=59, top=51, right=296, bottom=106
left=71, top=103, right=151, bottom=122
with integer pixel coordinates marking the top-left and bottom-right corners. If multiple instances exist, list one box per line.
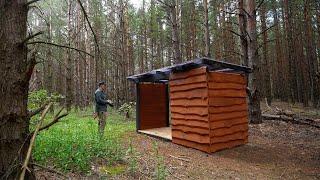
left=136, top=83, right=171, bottom=140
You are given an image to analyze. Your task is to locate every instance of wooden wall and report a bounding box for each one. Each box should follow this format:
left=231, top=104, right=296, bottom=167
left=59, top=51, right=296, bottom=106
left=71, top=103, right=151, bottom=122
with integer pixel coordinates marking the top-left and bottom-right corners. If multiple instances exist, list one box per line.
left=170, top=67, right=248, bottom=153
left=170, top=67, right=211, bottom=152
left=138, top=83, right=169, bottom=130
left=208, top=72, right=248, bottom=152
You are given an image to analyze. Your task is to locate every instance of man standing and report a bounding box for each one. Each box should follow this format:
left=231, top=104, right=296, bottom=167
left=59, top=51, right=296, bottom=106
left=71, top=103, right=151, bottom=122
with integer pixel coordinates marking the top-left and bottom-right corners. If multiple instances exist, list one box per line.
left=94, top=81, right=109, bottom=137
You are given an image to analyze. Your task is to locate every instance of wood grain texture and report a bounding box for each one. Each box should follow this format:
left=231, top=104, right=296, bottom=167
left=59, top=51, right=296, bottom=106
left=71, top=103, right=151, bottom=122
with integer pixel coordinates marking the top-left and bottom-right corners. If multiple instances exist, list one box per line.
left=209, top=104, right=247, bottom=114
left=170, top=98, right=208, bottom=107
left=210, top=117, right=248, bottom=129
left=172, top=138, right=210, bottom=153
left=172, top=130, right=210, bottom=144
left=208, top=72, right=246, bottom=84
left=170, top=66, right=207, bottom=80
left=210, top=139, right=248, bottom=153
left=170, top=82, right=207, bottom=92
left=209, top=97, right=247, bottom=107
left=208, top=89, right=247, bottom=98
left=211, top=123, right=248, bottom=137
left=172, top=125, right=209, bottom=135
left=169, top=74, right=207, bottom=86
left=171, top=118, right=209, bottom=128
left=209, top=111, right=248, bottom=121
left=211, top=131, right=248, bottom=144
left=139, top=83, right=168, bottom=130
left=208, top=82, right=246, bottom=90
left=170, top=89, right=208, bottom=100
left=171, top=106, right=208, bottom=116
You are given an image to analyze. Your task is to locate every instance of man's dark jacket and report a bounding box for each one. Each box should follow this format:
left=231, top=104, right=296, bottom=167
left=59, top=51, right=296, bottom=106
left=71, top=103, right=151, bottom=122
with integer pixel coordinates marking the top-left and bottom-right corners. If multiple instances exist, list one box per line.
left=95, top=89, right=108, bottom=112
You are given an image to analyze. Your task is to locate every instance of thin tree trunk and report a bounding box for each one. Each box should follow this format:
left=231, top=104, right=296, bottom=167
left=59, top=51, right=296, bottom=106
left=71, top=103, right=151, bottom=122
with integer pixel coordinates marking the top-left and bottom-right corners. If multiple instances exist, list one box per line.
left=260, top=3, right=272, bottom=105
left=203, top=0, right=210, bottom=57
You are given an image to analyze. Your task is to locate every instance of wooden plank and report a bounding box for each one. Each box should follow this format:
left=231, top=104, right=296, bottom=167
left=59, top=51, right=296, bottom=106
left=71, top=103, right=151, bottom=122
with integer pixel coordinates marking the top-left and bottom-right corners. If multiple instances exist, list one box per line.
left=210, top=117, right=248, bottom=129
left=208, top=103, right=247, bottom=114
left=171, top=113, right=209, bottom=121
left=210, top=111, right=248, bottom=121
left=211, top=123, right=248, bottom=137
left=138, top=127, right=172, bottom=141
left=208, top=72, right=246, bottom=84
left=172, top=125, right=209, bottom=135
left=171, top=118, right=209, bottom=128
left=210, top=139, right=247, bottom=153
left=211, top=131, right=248, bottom=144
left=170, top=98, right=208, bottom=107
left=170, top=66, right=207, bottom=80
left=209, top=97, right=246, bottom=107
left=208, top=89, right=247, bottom=98
left=172, top=130, right=210, bottom=144
left=139, top=83, right=168, bottom=130
left=169, top=74, right=207, bottom=86
left=171, top=106, right=208, bottom=116
left=172, top=138, right=210, bottom=153
left=170, top=89, right=208, bottom=100
left=208, top=82, right=246, bottom=90
left=170, top=82, right=207, bottom=92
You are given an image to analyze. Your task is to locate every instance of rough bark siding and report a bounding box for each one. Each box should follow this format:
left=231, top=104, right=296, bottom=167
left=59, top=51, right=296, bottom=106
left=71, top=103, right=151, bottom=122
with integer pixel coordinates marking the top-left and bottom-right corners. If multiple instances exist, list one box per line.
left=138, top=83, right=168, bottom=130
left=208, top=72, right=248, bottom=153
left=170, top=67, right=211, bottom=153
left=170, top=67, right=248, bottom=153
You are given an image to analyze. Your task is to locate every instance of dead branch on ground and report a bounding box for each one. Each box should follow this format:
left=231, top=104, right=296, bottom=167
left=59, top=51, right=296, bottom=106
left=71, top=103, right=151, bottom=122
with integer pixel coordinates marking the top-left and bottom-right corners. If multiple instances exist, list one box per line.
left=32, top=163, right=69, bottom=179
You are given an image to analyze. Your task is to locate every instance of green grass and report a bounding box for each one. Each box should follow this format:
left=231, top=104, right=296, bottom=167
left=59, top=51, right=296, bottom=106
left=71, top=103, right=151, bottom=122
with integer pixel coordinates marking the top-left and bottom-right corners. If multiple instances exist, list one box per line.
left=33, top=108, right=135, bottom=173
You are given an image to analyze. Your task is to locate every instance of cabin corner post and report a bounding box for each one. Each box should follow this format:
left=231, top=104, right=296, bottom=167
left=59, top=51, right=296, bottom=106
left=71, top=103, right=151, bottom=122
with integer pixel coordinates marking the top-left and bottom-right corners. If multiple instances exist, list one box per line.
left=136, top=83, right=141, bottom=131
left=165, top=83, right=170, bottom=127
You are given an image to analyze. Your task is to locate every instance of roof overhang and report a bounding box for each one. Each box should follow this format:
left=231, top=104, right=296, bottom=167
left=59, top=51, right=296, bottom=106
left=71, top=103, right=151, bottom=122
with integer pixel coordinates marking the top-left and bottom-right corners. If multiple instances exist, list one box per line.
left=127, top=57, right=252, bottom=83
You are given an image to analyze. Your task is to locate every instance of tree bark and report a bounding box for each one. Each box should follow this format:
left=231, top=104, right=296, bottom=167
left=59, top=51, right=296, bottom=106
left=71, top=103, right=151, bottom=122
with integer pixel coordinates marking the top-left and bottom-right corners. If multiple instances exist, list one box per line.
left=0, top=0, right=35, bottom=179
left=203, top=0, right=210, bottom=57
left=260, top=2, right=272, bottom=105
left=246, top=0, right=262, bottom=124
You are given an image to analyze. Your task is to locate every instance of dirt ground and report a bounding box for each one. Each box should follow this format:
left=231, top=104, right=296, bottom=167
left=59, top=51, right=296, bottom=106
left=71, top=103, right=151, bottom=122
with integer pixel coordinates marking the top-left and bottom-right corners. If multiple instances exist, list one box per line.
left=36, top=101, right=320, bottom=179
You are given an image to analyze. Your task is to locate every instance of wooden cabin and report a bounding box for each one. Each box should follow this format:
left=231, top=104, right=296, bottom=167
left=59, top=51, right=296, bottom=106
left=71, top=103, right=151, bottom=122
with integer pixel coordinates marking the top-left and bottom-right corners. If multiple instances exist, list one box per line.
left=127, top=58, right=251, bottom=153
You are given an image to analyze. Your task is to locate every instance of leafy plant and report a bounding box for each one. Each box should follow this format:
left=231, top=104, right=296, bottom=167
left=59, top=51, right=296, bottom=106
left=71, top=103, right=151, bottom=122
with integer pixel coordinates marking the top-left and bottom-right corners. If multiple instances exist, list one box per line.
left=28, top=89, right=64, bottom=109
left=118, top=102, right=136, bottom=120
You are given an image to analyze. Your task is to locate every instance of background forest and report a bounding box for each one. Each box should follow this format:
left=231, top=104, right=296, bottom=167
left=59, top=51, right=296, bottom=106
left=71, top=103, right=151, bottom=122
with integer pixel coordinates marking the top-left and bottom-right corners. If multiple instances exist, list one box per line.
left=28, top=0, right=320, bottom=109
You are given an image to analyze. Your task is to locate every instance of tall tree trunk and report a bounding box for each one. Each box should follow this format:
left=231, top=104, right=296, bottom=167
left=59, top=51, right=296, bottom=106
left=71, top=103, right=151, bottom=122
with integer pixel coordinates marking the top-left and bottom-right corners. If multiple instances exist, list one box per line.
left=203, top=0, right=210, bottom=57
left=283, top=0, right=297, bottom=103
left=246, top=0, right=262, bottom=124
left=304, top=0, right=319, bottom=107
left=170, top=1, right=182, bottom=64
left=66, top=0, right=73, bottom=111
left=238, top=0, right=248, bottom=65
left=0, top=1, right=35, bottom=179
left=260, top=2, right=272, bottom=105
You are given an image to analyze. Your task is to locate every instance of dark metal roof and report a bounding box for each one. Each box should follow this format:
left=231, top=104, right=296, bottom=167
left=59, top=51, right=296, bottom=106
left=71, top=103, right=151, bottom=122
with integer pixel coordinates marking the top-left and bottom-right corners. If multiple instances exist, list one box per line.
left=127, top=57, right=252, bottom=83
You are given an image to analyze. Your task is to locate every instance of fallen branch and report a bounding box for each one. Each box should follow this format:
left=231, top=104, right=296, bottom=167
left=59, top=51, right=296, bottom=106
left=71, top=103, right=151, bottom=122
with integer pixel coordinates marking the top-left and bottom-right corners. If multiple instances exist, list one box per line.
left=169, top=155, right=190, bottom=162
left=32, top=163, right=69, bottom=179
left=28, top=103, right=48, bottom=118
left=20, top=103, right=53, bottom=180
left=262, top=114, right=320, bottom=128
left=38, top=108, right=68, bottom=132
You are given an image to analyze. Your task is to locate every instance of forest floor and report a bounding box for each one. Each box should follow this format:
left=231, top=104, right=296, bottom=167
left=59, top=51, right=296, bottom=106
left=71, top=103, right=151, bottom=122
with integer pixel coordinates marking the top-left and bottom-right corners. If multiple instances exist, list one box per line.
left=35, top=101, right=320, bottom=179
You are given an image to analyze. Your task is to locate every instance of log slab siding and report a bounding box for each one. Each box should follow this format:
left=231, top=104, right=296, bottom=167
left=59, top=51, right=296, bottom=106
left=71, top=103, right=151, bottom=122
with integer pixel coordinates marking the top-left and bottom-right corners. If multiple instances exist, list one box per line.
left=170, top=68, right=248, bottom=153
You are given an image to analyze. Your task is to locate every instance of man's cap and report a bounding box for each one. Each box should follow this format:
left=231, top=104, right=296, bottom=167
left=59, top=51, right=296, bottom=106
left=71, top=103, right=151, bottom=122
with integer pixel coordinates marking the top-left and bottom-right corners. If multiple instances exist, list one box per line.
left=98, top=81, right=106, bottom=86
